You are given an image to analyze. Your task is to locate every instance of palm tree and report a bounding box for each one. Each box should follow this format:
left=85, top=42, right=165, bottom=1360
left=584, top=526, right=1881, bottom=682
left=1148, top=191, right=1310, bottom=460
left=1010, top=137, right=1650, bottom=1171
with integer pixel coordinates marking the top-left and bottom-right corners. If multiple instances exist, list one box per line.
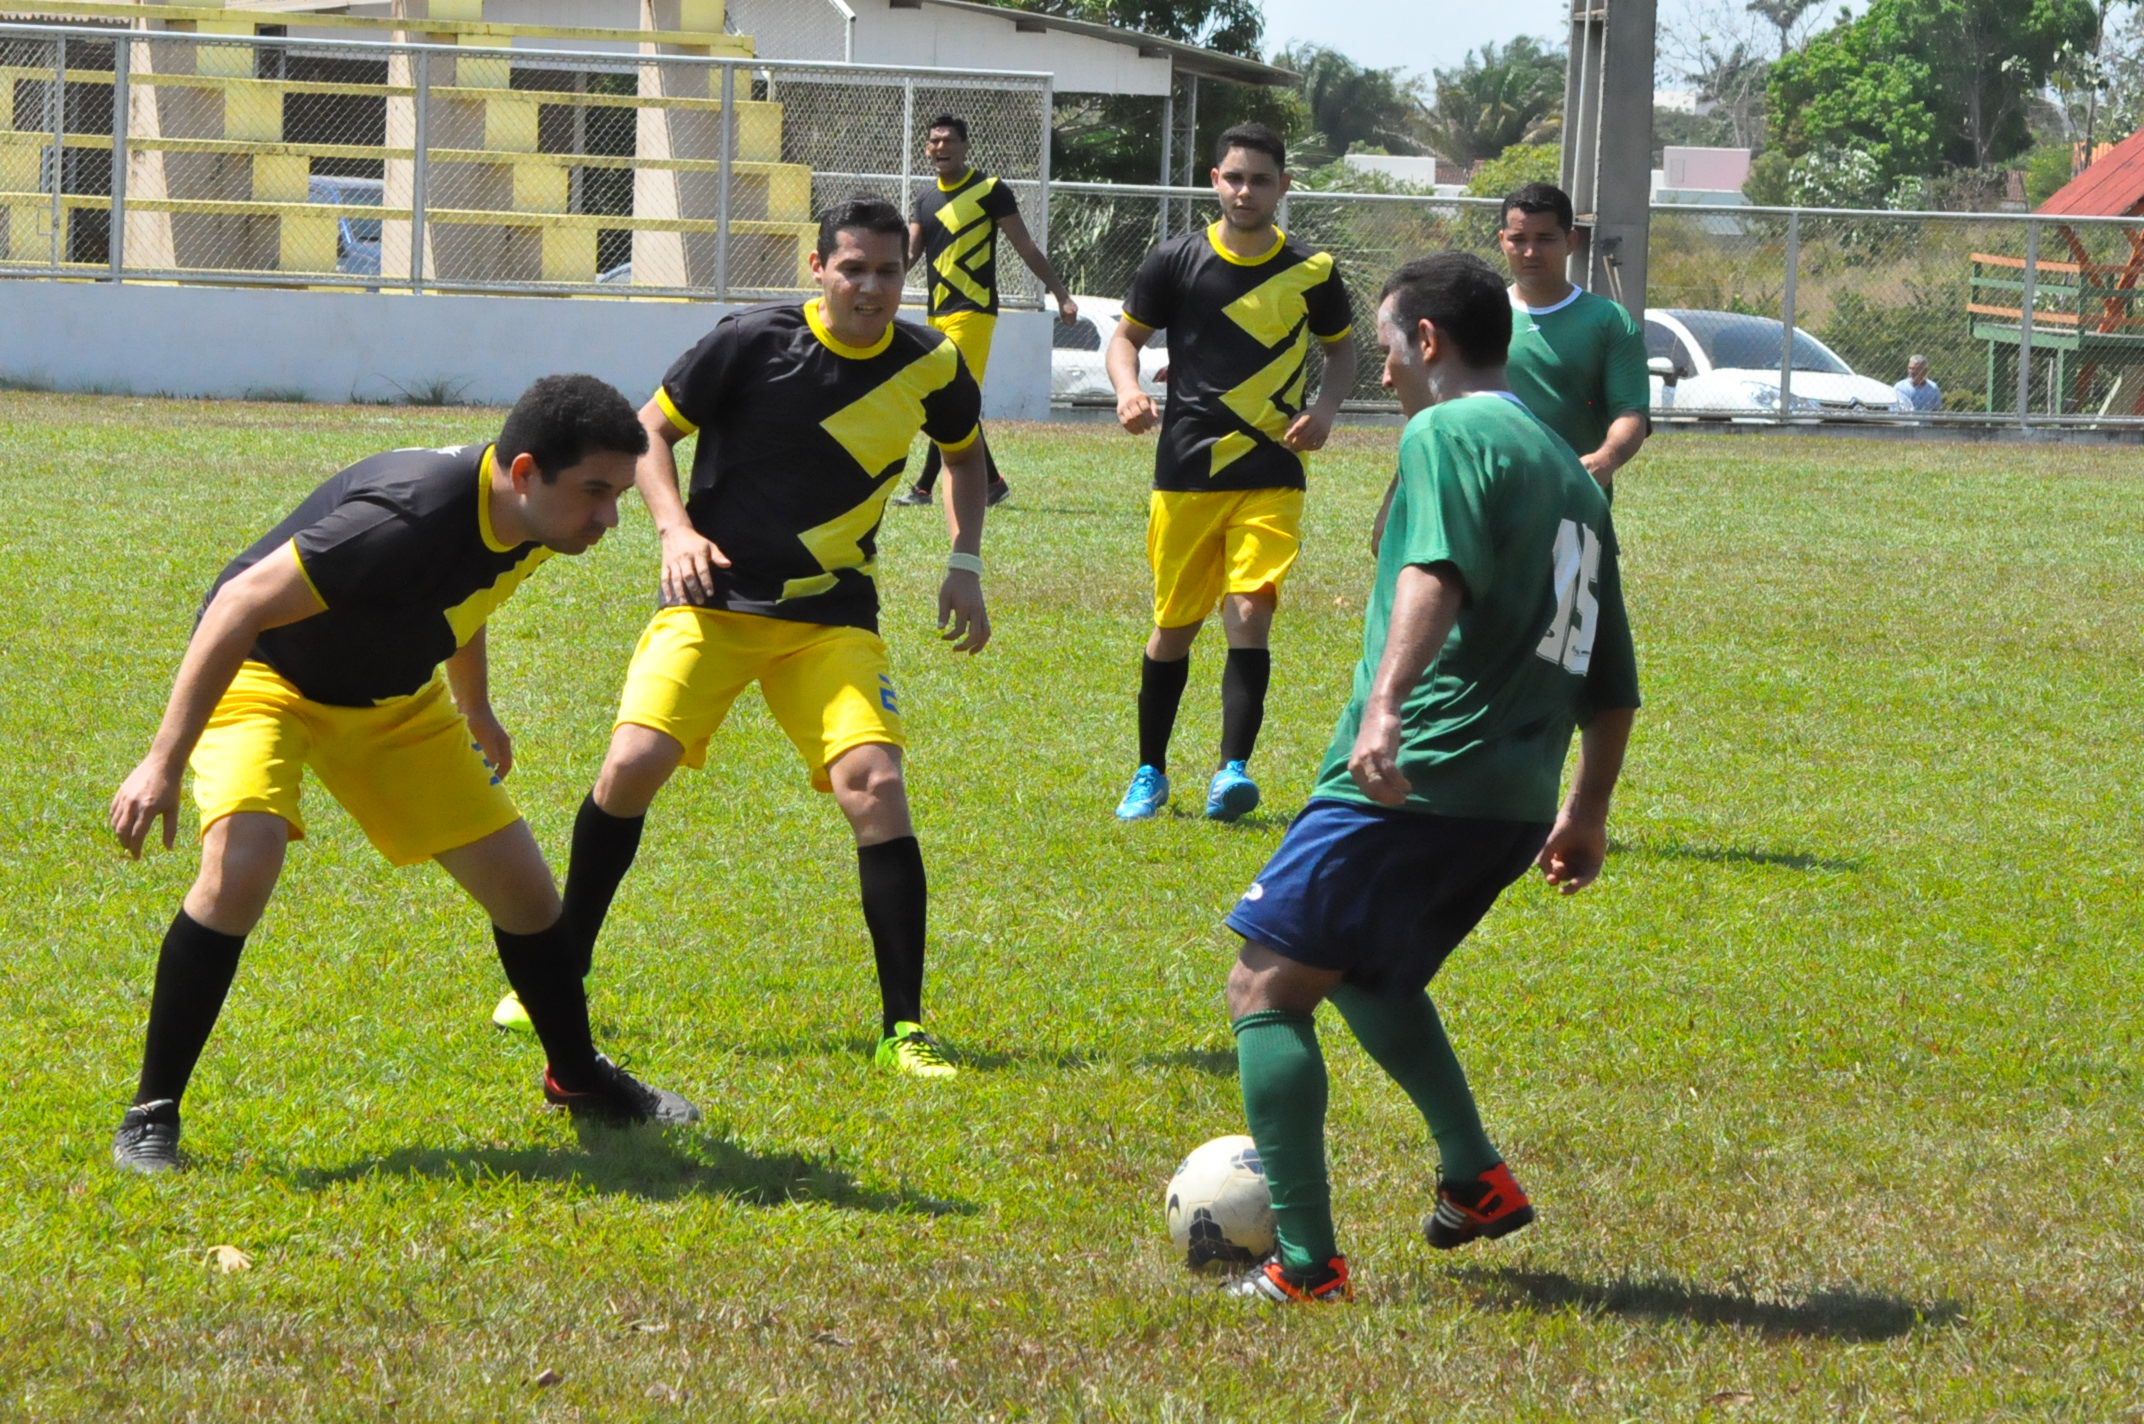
left=1413, top=37, right=1566, bottom=165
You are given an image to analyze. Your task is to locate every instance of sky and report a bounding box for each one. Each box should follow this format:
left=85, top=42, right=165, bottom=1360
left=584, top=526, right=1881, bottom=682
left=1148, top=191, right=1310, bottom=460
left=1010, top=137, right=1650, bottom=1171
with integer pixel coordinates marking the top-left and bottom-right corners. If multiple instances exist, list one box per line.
left=1254, top=0, right=1578, bottom=76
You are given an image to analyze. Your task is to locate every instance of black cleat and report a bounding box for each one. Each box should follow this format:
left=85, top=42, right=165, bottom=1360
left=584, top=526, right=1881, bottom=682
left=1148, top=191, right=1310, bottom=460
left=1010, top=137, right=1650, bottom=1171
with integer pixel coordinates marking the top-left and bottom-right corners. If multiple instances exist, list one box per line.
left=542, top=1054, right=699, bottom=1127
left=888, top=487, right=933, bottom=507
left=985, top=479, right=1012, bottom=507
left=113, top=1099, right=181, bottom=1174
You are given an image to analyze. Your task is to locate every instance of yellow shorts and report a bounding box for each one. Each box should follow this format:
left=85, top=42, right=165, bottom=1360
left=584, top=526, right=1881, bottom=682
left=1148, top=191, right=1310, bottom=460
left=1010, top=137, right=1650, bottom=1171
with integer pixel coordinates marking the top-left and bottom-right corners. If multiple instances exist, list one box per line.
left=614, top=605, right=905, bottom=791
left=1146, top=487, right=1305, bottom=628
left=929, top=310, right=996, bottom=386
left=188, top=660, right=519, bottom=867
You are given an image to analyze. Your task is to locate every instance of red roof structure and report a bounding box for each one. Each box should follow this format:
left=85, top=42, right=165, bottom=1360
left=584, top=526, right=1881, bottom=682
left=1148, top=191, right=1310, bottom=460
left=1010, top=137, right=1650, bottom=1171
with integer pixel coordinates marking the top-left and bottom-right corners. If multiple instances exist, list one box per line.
left=2038, top=125, right=2144, bottom=216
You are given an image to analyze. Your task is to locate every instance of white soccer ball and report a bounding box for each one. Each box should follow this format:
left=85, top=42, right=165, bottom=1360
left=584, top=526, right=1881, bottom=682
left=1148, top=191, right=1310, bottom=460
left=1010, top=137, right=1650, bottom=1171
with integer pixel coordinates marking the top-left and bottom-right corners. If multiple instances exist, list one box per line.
left=1164, top=1133, right=1276, bottom=1270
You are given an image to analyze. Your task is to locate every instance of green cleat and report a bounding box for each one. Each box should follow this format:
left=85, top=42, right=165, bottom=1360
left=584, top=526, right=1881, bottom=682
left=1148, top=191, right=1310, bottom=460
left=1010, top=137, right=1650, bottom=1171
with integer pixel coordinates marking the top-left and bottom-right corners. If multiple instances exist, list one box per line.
left=491, top=990, right=534, bottom=1034
left=875, top=1021, right=959, bottom=1079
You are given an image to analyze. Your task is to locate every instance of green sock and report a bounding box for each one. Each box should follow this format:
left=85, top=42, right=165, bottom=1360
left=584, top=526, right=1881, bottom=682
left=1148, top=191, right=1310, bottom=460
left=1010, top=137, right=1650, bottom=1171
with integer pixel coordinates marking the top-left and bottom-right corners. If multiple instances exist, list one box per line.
left=1329, top=983, right=1500, bottom=1182
left=1232, top=1008, right=1339, bottom=1276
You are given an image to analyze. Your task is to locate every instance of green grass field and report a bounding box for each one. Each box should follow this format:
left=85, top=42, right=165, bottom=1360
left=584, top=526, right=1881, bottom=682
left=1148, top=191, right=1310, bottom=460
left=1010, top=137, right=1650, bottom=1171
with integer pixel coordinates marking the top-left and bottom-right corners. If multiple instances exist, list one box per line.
left=2, top=392, right=2140, bottom=1421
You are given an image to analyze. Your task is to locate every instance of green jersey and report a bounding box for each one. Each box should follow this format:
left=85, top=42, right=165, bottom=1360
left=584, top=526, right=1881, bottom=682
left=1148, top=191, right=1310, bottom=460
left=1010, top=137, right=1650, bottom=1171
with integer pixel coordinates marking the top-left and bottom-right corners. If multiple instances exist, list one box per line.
left=1311, top=392, right=1640, bottom=822
left=1505, top=286, right=1649, bottom=458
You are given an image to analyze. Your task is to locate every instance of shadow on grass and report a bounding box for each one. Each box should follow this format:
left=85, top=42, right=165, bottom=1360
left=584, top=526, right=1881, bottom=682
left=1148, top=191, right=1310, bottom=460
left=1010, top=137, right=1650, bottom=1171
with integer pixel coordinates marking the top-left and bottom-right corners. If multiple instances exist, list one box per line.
left=1452, top=1267, right=1962, bottom=1341
left=289, top=1130, right=976, bottom=1216
left=1617, top=840, right=1865, bottom=873
left=1136, top=1047, right=1238, bottom=1076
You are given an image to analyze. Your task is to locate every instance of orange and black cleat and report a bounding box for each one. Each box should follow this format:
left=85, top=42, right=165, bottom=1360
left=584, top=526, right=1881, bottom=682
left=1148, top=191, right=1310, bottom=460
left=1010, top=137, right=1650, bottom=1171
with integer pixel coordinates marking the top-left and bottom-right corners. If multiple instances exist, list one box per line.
left=1227, top=1255, right=1353, bottom=1304
left=1425, top=1161, right=1535, bottom=1249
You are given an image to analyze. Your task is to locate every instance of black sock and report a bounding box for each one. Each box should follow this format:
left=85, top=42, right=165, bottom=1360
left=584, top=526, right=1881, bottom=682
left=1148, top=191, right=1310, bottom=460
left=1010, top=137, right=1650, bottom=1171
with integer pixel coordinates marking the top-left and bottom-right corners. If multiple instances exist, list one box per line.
left=1138, top=653, right=1192, bottom=774
left=494, top=918, right=600, bottom=1088
left=857, top=836, right=927, bottom=1037
left=134, top=910, right=246, bottom=1107
left=1220, top=647, right=1273, bottom=764
left=561, top=793, right=644, bottom=979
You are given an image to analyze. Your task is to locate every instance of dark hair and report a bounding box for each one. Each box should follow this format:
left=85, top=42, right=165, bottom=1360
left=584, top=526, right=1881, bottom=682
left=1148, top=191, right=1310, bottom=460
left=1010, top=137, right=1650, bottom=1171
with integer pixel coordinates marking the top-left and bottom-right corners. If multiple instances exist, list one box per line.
left=1502, top=181, right=1573, bottom=233
left=1213, top=121, right=1285, bottom=170
left=926, top=114, right=968, bottom=143
left=1380, top=252, right=1512, bottom=370
left=815, top=192, right=908, bottom=260
left=496, top=373, right=647, bottom=481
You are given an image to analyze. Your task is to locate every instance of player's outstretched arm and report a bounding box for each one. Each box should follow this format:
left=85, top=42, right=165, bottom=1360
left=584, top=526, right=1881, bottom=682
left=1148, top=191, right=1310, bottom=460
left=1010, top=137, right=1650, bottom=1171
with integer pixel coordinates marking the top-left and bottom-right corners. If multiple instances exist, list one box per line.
left=1284, top=335, right=1358, bottom=453
left=1107, top=318, right=1161, bottom=435
left=444, top=627, right=511, bottom=780
left=997, top=214, right=1077, bottom=322
left=634, top=399, right=730, bottom=606
left=1537, top=706, right=1634, bottom=893
left=1348, top=562, right=1465, bottom=806
left=110, top=546, right=326, bottom=858
left=934, top=437, right=991, bottom=654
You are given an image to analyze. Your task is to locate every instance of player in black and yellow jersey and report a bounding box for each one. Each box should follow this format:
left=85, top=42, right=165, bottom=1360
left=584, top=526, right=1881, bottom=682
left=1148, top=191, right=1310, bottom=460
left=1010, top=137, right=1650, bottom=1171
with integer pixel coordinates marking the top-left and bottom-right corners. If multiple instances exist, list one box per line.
left=105, top=376, right=698, bottom=1174
left=888, top=112, right=1077, bottom=509
left=1105, top=122, right=1357, bottom=824
left=546, top=195, right=992, bottom=1079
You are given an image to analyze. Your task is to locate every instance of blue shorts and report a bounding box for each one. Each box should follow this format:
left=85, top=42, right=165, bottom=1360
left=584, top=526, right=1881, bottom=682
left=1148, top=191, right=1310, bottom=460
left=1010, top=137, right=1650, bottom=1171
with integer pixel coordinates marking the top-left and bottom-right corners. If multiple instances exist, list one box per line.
left=1224, top=799, right=1550, bottom=995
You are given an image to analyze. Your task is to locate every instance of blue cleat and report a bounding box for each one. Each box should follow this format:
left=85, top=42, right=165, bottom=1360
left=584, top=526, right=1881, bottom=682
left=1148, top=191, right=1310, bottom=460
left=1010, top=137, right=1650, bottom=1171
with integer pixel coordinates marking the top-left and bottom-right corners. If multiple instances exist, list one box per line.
left=1115, top=765, right=1171, bottom=820
left=1205, top=761, right=1261, bottom=821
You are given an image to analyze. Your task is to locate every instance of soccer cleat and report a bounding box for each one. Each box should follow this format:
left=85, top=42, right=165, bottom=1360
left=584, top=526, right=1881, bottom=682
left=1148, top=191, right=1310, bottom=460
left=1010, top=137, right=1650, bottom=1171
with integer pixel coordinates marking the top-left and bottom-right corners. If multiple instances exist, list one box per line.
left=985, top=479, right=1012, bottom=507
left=1425, top=1161, right=1535, bottom=1249
left=888, top=486, right=933, bottom=507
left=875, top=1022, right=959, bottom=1078
left=1227, top=1255, right=1353, bottom=1304
left=112, top=1099, right=181, bottom=1174
left=542, top=1054, right=700, bottom=1127
left=1115, top=765, right=1171, bottom=820
left=491, top=990, right=534, bottom=1034
left=1204, top=760, right=1261, bottom=821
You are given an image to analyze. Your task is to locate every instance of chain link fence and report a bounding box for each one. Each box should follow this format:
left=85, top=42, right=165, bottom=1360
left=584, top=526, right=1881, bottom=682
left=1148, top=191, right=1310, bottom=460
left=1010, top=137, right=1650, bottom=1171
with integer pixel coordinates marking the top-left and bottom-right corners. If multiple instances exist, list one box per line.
left=0, top=23, right=1047, bottom=302
left=1049, top=183, right=2144, bottom=426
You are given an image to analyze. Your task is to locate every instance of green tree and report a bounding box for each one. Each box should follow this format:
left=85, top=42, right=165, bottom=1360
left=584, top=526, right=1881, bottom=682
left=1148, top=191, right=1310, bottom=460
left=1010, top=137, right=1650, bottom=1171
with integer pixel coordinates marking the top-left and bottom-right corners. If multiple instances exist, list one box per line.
left=1768, top=0, right=2098, bottom=186
left=1415, top=37, right=1566, bottom=165
left=995, top=0, right=1261, bottom=53
left=1274, top=44, right=1422, bottom=165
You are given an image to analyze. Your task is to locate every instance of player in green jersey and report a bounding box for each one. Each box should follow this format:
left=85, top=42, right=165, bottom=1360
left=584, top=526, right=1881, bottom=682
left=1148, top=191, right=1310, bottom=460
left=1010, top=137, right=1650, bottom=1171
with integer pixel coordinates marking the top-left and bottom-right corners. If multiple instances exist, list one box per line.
left=1499, top=182, right=1650, bottom=491
left=1220, top=251, right=1639, bottom=1303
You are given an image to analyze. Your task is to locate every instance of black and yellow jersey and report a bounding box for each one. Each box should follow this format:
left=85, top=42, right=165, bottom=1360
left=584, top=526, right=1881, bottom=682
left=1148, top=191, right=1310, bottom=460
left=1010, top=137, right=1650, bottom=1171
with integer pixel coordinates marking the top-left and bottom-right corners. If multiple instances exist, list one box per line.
left=655, top=300, right=983, bottom=632
left=1124, top=223, right=1353, bottom=492
left=913, top=168, right=1020, bottom=317
left=204, top=443, right=550, bottom=707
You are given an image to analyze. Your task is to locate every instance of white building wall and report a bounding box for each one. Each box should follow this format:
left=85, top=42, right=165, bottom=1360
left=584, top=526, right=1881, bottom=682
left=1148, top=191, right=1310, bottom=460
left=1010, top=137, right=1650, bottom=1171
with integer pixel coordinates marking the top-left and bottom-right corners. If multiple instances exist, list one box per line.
left=0, top=283, right=1051, bottom=419
left=847, top=0, right=1170, bottom=93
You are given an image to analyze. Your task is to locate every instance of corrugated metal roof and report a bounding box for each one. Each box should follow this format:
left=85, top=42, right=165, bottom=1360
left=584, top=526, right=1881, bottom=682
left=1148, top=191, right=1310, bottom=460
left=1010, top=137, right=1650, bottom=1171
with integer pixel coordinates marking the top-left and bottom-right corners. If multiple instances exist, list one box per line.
left=2039, top=125, right=2144, bottom=217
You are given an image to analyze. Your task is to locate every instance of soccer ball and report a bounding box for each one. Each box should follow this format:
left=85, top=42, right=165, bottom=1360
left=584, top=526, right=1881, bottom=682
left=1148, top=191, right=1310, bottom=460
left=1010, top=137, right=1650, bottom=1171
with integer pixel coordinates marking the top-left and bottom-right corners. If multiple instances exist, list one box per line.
left=1164, top=1133, right=1276, bottom=1270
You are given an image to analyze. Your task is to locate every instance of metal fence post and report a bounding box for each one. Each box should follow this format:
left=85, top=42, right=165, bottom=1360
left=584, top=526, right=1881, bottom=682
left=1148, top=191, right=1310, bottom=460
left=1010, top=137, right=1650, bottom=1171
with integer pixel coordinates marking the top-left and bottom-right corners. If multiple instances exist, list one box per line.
left=900, top=77, right=914, bottom=224
left=1778, top=209, right=1799, bottom=423
left=109, top=32, right=129, bottom=279
left=411, top=47, right=429, bottom=293
left=716, top=63, right=735, bottom=301
left=1158, top=90, right=1173, bottom=240
left=2018, top=218, right=2038, bottom=423
left=1035, top=77, right=1051, bottom=267
left=49, top=31, right=67, bottom=271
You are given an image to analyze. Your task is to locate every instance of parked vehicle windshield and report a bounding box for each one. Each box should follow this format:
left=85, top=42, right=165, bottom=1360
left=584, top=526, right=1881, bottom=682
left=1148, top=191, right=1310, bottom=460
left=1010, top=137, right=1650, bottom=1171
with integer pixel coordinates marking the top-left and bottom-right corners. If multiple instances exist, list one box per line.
left=1667, top=310, right=1851, bottom=375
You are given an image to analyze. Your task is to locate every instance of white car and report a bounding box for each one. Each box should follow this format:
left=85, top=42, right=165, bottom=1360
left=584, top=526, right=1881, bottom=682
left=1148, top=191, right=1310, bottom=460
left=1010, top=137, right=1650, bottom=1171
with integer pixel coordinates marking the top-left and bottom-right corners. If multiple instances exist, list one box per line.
left=1052, top=295, right=1167, bottom=404
left=1644, top=308, right=1899, bottom=416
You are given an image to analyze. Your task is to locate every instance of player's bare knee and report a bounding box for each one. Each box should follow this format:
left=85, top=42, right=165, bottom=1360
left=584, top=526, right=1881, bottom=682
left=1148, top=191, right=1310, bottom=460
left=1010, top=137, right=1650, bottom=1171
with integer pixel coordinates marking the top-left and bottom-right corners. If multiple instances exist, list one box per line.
left=186, top=814, right=287, bottom=933
left=1148, top=622, right=1200, bottom=661
left=595, top=724, right=682, bottom=815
